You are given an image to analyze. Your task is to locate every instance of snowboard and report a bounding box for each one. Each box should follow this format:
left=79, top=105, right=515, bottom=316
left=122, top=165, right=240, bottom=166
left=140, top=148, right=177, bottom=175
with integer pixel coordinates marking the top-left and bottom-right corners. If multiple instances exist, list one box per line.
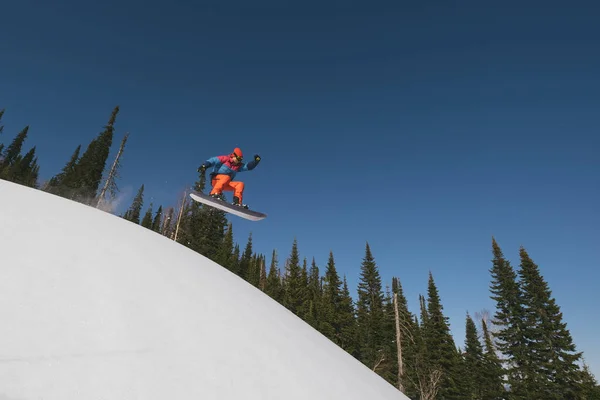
left=189, top=191, right=267, bottom=221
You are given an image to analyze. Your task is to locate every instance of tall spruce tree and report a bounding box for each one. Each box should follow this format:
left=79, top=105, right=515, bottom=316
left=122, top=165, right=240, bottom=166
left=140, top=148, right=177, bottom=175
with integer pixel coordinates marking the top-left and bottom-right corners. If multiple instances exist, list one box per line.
left=0, top=125, right=29, bottom=171
left=578, top=362, right=600, bottom=399
left=230, top=244, right=241, bottom=276
left=258, top=254, right=267, bottom=291
left=44, top=144, right=81, bottom=198
left=238, top=233, right=253, bottom=280
left=265, top=249, right=283, bottom=302
left=141, top=204, right=153, bottom=228
left=282, top=238, right=304, bottom=315
left=463, top=313, right=486, bottom=399
left=297, top=258, right=312, bottom=321
left=379, top=286, right=399, bottom=386
left=248, top=253, right=262, bottom=287
left=412, top=294, right=442, bottom=400
left=320, top=251, right=342, bottom=342
left=355, top=242, right=386, bottom=370
left=0, top=108, right=5, bottom=157
left=70, top=106, right=119, bottom=204
left=518, top=246, right=584, bottom=398
left=161, top=207, right=175, bottom=239
left=123, top=184, right=144, bottom=224
left=215, top=222, right=235, bottom=272
left=151, top=205, right=163, bottom=232
left=338, top=276, right=357, bottom=356
left=481, top=317, right=506, bottom=399
left=488, top=237, right=529, bottom=398
left=176, top=171, right=227, bottom=261
left=196, top=206, right=228, bottom=262
left=303, top=257, right=321, bottom=329
left=1, top=145, right=39, bottom=187
left=423, top=272, right=462, bottom=399
left=97, top=132, right=129, bottom=209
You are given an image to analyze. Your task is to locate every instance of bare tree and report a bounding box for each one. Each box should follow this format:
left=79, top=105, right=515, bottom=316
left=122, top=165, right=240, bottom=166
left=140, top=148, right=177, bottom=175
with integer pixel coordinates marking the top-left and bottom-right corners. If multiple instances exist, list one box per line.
left=97, top=132, right=129, bottom=210
left=173, top=189, right=188, bottom=241
left=417, top=368, right=442, bottom=400
left=394, top=292, right=405, bottom=393
left=259, top=256, right=267, bottom=291
left=161, top=206, right=175, bottom=238
left=372, top=351, right=386, bottom=373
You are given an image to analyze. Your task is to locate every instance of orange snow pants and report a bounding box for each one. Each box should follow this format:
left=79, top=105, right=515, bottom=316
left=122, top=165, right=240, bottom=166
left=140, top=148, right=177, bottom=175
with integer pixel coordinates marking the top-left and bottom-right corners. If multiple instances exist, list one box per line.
left=210, top=174, right=245, bottom=202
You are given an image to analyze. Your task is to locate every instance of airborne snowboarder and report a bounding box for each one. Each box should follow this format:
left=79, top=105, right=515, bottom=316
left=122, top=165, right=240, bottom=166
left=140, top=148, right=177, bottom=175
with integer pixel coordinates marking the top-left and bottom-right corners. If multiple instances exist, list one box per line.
left=197, top=147, right=261, bottom=209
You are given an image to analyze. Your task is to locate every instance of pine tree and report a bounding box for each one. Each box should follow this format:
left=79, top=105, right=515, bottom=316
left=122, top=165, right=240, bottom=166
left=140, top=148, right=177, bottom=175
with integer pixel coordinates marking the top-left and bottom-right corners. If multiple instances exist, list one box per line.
left=215, top=222, right=235, bottom=272
left=303, top=257, right=321, bottom=329
left=282, top=238, right=304, bottom=315
left=338, top=276, right=357, bottom=356
left=197, top=207, right=228, bottom=262
left=248, top=253, right=262, bottom=287
left=423, top=272, right=462, bottom=399
left=19, top=147, right=40, bottom=187
left=123, top=184, right=144, bottom=224
left=412, top=294, right=443, bottom=400
left=481, top=317, right=506, bottom=399
left=265, top=249, right=283, bottom=302
left=0, top=108, right=5, bottom=158
left=238, top=233, right=253, bottom=280
left=96, top=132, right=129, bottom=210
left=297, top=258, right=312, bottom=320
left=1, top=144, right=39, bottom=187
left=463, top=312, right=486, bottom=399
left=230, top=244, right=241, bottom=276
left=320, top=251, right=342, bottom=342
left=44, top=144, right=81, bottom=198
left=0, top=125, right=29, bottom=171
left=258, top=254, right=267, bottom=291
left=161, top=207, right=175, bottom=238
left=488, top=237, right=529, bottom=398
left=70, top=106, right=119, bottom=204
left=578, top=362, right=600, bottom=399
left=141, top=204, right=153, bottom=228
left=379, top=286, right=399, bottom=386
left=175, top=172, right=227, bottom=261
left=518, top=246, right=584, bottom=398
left=355, top=242, right=386, bottom=370
left=151, top=205, right=163, bottom=232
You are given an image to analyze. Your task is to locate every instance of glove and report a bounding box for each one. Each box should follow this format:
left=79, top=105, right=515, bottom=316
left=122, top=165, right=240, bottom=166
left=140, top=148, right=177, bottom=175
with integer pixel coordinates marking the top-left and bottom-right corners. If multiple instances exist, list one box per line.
left=253, top=154, right=261, bottom=162
left=198, top=164, right=207, bottom=173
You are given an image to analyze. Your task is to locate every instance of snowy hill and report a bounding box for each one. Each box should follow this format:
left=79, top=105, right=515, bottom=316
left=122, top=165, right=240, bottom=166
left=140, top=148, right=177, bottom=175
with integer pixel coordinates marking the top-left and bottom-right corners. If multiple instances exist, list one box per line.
left=0, top=180, right=408, bottom=400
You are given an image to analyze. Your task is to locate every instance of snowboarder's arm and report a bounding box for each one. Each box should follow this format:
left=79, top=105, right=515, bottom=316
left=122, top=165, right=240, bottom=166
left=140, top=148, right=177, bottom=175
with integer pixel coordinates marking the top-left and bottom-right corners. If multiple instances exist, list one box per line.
left=200, top=155, right=227, bottom=168
left=239, top=154, right=261, bottom=171
left=198, top=155, right=226, bottom=172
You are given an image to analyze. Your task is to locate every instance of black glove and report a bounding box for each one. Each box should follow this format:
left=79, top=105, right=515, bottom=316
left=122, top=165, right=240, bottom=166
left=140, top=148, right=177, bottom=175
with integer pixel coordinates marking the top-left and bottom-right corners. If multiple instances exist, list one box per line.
left=198, top=164, right=207, bottom=173
left=246, top=154, right=261, bottom=170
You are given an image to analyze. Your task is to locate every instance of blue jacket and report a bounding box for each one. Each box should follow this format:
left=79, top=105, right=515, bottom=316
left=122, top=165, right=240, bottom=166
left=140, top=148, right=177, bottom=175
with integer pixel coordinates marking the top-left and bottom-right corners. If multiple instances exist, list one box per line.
left=203, top=155, right=259, bottom=180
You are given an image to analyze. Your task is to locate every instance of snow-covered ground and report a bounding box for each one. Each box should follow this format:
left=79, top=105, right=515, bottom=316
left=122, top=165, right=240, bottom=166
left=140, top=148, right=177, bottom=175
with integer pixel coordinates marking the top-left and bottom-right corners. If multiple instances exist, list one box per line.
left=0, top=180, right=408, bottom=399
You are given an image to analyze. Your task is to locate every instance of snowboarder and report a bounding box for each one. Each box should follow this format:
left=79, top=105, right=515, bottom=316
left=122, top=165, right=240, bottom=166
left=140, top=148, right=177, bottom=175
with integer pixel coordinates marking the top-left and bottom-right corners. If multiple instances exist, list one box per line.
left=197, top=147, right=261, bottom=209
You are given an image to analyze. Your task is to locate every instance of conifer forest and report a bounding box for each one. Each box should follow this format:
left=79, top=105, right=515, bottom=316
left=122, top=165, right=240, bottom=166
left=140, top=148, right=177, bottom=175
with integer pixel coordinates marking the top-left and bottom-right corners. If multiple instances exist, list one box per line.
left=1, top=106, right=599, bottom=399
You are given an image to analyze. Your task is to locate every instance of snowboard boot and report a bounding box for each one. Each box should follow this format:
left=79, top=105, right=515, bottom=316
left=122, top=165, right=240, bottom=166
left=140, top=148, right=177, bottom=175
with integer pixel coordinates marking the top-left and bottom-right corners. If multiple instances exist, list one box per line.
left=210, top=193, right=225, bottom=201
left=232, top=196, right=249, bottom=209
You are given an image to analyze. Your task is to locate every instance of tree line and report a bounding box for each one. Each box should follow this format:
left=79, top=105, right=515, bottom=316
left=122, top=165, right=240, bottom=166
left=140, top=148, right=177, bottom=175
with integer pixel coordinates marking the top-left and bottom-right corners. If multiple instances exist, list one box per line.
left=1, top=106, right=599, bottom=399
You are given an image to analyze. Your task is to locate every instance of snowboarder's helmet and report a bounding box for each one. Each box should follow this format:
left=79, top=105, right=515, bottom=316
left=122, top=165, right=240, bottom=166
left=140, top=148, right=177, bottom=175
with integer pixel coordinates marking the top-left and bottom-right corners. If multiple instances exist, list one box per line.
left=232, top=147, right=243, bottom=159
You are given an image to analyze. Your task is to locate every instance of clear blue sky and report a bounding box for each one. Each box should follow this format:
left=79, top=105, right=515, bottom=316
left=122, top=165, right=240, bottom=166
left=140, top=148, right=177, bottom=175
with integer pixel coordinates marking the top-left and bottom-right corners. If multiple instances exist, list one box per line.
left=2, top=0, right=599, bottom=377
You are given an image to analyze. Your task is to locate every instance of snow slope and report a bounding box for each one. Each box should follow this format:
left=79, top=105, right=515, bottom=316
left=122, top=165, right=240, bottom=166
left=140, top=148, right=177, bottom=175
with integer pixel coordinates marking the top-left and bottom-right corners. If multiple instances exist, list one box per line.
left=0, top=179, right=408, bottom=400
